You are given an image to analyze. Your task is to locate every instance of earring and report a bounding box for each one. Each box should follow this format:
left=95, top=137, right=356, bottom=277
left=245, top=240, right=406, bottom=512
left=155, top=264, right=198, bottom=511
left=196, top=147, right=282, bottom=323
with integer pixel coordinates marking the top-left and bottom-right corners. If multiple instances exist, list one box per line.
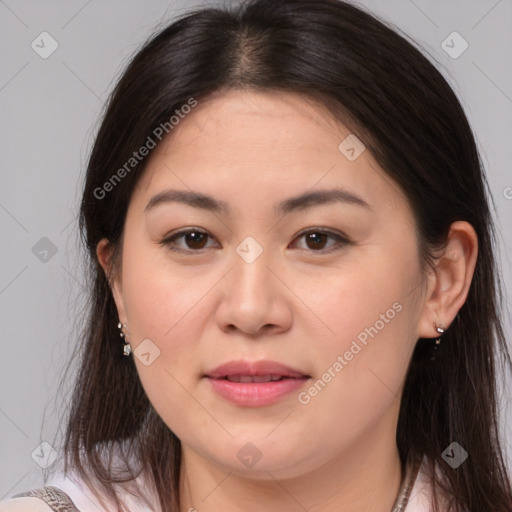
left=432, top=322, right=445, bottom=356
left=118, top=321, right=132, bottom=356
left=433, top=322, right=445, bottom=343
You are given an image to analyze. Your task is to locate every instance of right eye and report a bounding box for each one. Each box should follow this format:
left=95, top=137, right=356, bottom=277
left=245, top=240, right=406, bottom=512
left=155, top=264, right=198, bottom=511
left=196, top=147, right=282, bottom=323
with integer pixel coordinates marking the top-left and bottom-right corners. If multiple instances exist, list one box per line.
left=161, top=228, right=220, bottom=254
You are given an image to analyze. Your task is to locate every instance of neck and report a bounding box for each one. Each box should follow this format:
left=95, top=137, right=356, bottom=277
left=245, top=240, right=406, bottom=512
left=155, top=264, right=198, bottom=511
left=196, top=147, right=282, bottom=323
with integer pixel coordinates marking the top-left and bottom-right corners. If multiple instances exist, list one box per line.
left=179, top=412, right=403, bottom=512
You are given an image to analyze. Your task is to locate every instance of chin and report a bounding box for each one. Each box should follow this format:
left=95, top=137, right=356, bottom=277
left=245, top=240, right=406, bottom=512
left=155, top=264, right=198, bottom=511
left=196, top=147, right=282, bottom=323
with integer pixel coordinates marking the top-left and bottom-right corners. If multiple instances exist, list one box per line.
left=199, top=436, right=323, bottom=479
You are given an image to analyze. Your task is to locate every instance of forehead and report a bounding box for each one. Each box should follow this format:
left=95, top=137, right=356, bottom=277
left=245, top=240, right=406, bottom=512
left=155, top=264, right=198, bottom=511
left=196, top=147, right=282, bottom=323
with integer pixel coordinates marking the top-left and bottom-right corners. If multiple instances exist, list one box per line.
left=132, top=89, right=409, bottom=219
left=138, top=89, right=348, bottom=186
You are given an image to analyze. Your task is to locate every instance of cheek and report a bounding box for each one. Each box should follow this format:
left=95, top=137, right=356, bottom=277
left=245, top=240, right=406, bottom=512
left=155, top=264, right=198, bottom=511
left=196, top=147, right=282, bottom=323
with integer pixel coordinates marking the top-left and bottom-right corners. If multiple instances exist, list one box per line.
left=118, top=240, right=205, bottom=389
left=119, top=251, right=213, bottom=438
left=303, top=243, right=422, bottom=396
left=120, top=238, right=208, bottom=339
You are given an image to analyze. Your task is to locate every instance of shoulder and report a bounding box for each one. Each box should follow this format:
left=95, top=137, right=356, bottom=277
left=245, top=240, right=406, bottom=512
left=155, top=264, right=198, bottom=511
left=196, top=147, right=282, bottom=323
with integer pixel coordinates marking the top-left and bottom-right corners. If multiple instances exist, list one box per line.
left=46, top=470, right=158, bottom=512
left=0, top=497, right=54, bottom=512
left=0, top=485, right=81, bottom=512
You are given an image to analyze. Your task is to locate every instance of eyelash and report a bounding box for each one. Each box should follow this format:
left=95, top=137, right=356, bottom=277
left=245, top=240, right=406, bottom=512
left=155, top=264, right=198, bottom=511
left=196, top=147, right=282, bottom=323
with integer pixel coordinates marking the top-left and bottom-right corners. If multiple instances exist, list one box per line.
left=160, top=227, right=351, bottom=255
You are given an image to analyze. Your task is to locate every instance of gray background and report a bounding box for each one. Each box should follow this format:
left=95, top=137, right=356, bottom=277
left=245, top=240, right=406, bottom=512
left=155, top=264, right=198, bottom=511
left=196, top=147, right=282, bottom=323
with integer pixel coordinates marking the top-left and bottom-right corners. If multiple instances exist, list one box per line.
left=1, top=0, right=511, bottom=499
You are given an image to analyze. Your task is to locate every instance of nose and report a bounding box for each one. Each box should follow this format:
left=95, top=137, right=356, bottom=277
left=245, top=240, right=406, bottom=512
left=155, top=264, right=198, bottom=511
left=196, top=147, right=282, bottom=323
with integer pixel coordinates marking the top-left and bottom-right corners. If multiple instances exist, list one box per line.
left=214, top=246, right=293, bottom=337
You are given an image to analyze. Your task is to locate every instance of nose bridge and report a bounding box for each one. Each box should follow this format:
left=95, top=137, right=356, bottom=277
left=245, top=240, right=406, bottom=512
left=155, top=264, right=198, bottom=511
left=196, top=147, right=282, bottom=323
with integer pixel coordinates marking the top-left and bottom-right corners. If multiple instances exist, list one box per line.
left=230, top=238, right=273, bottom=304
left=215, top=236, right=290, bottom=335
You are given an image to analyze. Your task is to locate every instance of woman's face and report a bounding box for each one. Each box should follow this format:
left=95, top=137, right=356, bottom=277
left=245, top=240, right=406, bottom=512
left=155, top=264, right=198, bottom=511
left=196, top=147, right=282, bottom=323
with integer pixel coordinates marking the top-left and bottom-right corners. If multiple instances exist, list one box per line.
left=107, top=89, right=430, bottom=478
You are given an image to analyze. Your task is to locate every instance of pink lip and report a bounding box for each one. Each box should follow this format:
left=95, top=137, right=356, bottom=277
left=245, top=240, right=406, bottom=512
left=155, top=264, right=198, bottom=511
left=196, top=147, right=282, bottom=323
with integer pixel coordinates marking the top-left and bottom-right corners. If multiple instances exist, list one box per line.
left=204, top=360, right=310, bottom=407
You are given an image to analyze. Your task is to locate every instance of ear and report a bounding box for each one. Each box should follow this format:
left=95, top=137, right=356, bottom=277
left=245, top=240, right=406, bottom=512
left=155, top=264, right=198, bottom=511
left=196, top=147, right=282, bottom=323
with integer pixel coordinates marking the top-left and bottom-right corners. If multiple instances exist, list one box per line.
left=417, top=221, right=478, bottom=338
left=96, top=238, right=127, bottom=322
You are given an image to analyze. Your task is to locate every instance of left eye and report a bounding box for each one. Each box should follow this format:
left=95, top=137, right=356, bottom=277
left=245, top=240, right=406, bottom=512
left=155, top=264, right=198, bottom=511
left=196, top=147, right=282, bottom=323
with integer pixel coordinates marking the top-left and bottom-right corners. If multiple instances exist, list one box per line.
left=161, top=228, right=349, bottom=254
left=290, top=229, right=349, bottom=252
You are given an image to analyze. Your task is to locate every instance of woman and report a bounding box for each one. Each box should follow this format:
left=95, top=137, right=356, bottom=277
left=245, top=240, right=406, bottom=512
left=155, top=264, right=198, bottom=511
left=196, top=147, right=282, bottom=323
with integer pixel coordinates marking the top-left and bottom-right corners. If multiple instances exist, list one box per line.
left=2, top=0, right=511, bottom=511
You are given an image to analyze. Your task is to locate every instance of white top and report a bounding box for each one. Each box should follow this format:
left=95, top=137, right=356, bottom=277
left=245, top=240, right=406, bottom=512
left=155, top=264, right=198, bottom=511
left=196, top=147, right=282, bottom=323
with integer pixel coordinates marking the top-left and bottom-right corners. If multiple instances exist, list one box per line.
left=1, top=458, right=446, bottom=512
left=406, top=460, right=443, bottom=511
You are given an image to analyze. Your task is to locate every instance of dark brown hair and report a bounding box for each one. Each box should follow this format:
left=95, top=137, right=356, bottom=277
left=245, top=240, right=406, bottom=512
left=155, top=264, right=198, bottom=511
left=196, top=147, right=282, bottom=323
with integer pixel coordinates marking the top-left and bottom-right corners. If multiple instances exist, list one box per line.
left=58, top=0, right=512, bottom=510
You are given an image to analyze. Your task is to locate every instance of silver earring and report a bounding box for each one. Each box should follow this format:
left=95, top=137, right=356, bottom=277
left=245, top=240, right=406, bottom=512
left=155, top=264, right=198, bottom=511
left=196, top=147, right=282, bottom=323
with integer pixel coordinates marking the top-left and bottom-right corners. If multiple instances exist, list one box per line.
left=118, top=322, right=132, bottom=356
left=433, top=322, right=445, bottom=347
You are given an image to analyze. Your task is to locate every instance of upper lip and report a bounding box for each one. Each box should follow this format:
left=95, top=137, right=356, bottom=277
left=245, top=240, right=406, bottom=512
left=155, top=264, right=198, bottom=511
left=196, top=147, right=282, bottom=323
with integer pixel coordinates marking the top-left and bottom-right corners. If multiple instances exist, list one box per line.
left=204, top=360, right=309, bottom=379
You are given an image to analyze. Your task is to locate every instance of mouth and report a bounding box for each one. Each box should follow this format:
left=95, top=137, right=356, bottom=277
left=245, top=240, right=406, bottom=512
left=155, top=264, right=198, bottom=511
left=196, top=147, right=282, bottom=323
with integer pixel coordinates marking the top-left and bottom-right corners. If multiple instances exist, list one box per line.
left=218, top=374, right=297, bottom=383
left=203, top=360, right=311, bottom=407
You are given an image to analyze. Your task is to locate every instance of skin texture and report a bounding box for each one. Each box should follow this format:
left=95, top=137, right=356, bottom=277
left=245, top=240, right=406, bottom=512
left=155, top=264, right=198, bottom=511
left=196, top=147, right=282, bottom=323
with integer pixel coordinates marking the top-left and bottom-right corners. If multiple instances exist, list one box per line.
left=97, top=89, right=477, bottom=512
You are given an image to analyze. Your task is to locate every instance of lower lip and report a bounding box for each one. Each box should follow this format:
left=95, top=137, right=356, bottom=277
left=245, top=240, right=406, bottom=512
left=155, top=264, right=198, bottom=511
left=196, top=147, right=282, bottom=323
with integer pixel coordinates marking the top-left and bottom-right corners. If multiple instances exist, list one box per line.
left=205, top=377, right=310, bottom=407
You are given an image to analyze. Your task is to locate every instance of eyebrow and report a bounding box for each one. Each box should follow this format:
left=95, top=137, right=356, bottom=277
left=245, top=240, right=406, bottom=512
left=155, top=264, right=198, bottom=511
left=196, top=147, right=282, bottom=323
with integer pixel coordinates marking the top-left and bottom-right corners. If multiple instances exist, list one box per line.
left=144, top=187, right=371, bottom=215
